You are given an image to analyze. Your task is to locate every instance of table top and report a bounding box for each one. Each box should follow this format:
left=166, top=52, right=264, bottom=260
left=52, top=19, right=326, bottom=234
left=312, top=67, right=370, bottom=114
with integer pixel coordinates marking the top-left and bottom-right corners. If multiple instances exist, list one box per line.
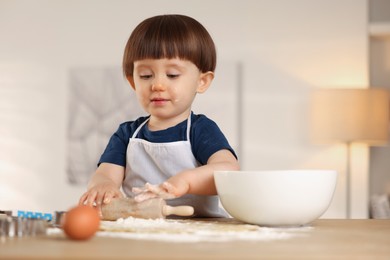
left=1, top=219, right=389, bottom=259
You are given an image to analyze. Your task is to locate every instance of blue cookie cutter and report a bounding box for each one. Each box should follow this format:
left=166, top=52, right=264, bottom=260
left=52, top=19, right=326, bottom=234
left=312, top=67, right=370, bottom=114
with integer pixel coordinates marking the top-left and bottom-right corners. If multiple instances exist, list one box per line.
left=17, top=210, right=52, bottom=221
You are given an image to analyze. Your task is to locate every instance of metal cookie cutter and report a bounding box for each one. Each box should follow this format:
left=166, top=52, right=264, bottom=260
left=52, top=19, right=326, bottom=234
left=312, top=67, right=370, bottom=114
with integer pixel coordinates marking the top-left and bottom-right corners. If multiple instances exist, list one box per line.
left=53, top=211, right=67, bottom=227
left=0, top=214, right=48, bottom=238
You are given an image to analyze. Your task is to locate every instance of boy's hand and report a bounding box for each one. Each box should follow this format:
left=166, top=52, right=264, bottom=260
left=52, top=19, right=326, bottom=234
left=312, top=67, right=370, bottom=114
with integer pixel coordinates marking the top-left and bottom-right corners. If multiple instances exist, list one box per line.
left=79, top=183, right=123, bottom=217
left=132, top=177, right=189, bottom=202
left=132, top=182, right=176, bottom=202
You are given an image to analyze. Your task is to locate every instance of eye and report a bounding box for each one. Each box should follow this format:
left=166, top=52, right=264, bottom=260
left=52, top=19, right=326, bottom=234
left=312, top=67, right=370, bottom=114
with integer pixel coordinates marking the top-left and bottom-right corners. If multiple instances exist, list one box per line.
left=139, top=74, right=152, bottom=80
left=167, top=74, right=180, bottom=79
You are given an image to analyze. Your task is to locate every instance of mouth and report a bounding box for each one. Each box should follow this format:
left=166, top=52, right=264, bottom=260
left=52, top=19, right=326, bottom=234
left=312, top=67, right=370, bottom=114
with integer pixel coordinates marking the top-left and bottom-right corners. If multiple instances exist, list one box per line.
left=151, top=98, right=169, bottom=105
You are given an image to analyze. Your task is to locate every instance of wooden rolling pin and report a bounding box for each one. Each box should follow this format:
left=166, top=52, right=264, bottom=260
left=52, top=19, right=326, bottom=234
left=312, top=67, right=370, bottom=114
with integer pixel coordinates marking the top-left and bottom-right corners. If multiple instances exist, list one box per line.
left=101, top=197, right=194, bottom=220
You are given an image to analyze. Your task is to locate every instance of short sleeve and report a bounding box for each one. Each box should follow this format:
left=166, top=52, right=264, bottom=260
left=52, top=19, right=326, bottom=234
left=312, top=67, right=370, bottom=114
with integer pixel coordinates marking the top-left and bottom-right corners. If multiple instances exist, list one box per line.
left=97, top=119, right=144, bottom=167
left=191, top=115, right=237, bottom=165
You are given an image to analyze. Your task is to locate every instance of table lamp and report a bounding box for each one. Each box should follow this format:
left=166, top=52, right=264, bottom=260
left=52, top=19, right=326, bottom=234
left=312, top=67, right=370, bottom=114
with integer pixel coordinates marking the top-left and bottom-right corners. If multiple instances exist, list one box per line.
left=310, top=88, right=389, bottom=218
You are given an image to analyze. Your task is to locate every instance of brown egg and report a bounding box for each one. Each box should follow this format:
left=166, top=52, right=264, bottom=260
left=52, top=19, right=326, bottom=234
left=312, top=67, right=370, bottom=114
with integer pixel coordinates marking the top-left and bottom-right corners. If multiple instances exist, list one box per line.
left=62, top=205, right=100, bottom=240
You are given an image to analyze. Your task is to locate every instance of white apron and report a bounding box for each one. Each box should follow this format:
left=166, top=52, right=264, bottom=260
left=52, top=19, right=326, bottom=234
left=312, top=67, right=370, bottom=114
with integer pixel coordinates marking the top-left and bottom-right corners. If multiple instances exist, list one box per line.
left=123, top=114, right=226, bottom=217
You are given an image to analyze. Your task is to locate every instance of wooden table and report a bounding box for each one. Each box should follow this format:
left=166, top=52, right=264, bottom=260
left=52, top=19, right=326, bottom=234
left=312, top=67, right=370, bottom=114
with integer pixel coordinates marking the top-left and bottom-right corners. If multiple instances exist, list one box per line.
left=1, top=219, right=389, bottom=259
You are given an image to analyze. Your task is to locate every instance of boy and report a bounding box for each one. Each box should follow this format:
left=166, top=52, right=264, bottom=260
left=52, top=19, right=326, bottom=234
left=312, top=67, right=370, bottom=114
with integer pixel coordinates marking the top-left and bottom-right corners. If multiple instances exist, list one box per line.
left=79, top=14, right=239, bottom=217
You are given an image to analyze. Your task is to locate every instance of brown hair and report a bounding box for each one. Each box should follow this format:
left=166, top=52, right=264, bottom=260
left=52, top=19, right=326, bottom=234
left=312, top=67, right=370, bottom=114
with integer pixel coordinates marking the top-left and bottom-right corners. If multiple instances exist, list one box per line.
left=123, top=14, right=216, bottom=77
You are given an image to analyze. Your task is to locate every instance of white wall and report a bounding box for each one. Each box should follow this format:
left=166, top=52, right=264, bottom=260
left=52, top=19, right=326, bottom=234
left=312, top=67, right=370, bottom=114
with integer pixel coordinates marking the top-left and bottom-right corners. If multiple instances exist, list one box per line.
left=0, top=0, right=368, bottom=218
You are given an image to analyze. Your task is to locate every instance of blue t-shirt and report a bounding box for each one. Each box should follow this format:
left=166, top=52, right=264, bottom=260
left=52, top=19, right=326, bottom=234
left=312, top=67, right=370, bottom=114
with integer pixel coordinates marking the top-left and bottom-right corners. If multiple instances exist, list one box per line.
left=99, top=112, right=237, bottom=167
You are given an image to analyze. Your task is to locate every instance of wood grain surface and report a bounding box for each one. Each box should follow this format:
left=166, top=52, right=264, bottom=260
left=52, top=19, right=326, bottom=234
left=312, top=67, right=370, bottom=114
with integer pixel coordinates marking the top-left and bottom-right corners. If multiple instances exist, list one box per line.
left=0, top=219, right=389, bottom=259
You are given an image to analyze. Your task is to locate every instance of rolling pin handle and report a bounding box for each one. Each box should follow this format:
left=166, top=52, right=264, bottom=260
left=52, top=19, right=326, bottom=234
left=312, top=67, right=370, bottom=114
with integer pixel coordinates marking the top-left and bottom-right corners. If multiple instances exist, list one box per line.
left=162, top=205, right=194, bottom=217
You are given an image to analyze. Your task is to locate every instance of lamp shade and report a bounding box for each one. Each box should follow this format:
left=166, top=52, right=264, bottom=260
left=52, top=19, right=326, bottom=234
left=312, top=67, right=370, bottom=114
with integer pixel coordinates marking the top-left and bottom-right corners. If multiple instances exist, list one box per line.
left=310, top=88, right=389, bottom=145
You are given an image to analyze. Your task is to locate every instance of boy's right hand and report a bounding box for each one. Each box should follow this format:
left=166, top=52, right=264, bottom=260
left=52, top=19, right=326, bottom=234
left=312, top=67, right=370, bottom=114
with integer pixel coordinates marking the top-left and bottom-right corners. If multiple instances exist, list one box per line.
left=78, top=163, right=125, bottom=217
left=78, top=183, right=124, bottom=217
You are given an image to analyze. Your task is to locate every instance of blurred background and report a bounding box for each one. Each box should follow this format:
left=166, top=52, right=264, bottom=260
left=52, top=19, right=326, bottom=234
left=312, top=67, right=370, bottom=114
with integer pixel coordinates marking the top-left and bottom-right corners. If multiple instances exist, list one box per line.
left=1, top=0, right=389, bottom=219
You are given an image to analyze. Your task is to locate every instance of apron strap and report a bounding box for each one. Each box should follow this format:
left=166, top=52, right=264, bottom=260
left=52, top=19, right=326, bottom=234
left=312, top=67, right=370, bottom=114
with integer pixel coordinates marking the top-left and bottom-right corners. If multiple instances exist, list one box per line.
left=186, top=113, right=191, bottom=141
left=131, top=117, right=149, bottom=138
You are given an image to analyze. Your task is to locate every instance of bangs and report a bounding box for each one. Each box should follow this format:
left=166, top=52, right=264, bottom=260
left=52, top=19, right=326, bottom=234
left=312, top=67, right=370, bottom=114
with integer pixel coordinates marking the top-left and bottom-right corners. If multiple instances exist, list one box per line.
left=123, top=15, right=216, bottom=77
left=135, top=18, right=197, bottom=61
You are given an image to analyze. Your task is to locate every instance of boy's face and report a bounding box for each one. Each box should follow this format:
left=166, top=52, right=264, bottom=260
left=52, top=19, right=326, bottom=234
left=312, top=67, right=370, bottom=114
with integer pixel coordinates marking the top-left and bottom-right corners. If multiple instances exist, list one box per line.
left=129, top=58, right=213, bottom=129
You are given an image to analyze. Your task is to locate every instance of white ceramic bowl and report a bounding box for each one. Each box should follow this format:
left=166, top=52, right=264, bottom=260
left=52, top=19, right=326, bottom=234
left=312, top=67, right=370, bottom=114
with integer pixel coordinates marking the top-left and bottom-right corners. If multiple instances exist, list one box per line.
left=214, top=170, right=337, bottom=226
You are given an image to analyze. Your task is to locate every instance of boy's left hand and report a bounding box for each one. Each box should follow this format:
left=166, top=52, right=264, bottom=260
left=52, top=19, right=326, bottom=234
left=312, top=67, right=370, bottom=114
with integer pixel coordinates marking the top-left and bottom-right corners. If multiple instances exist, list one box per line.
left=133, top=177, right=190, bottom=202
left=132, top=182, right=174, bottom=202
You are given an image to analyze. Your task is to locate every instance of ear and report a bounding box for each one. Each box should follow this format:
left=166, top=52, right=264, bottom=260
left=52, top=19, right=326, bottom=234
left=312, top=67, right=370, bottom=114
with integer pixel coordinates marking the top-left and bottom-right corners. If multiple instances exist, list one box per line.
left=126, top=76, right=136, bottom=90
left=196, top=71, right=214, bottom=94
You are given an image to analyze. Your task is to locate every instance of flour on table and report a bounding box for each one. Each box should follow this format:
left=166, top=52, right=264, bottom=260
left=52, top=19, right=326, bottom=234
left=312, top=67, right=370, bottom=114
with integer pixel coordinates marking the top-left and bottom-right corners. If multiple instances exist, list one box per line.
left=96, top=217, right=312, bottom=242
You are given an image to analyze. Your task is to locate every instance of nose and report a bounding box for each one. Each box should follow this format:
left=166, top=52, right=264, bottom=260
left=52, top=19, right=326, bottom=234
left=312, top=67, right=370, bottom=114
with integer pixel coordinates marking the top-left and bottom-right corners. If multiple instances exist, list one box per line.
left=151, top=77, right=166, bottom=91
left=151, top=83, right=165, bottom=91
